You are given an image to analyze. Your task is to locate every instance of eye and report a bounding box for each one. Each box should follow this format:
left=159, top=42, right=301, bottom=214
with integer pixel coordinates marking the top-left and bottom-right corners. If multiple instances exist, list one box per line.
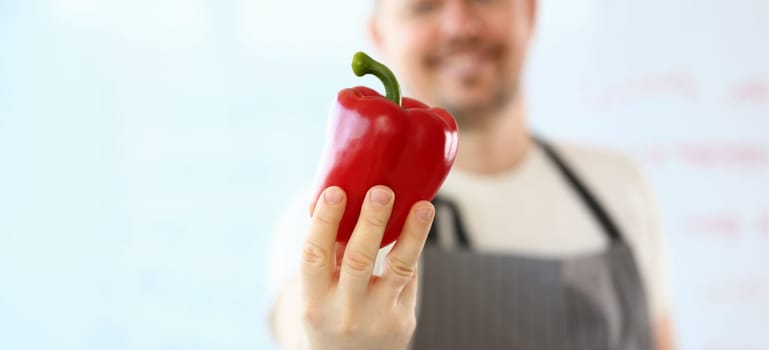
left=411, top=0, right=438, bottom=15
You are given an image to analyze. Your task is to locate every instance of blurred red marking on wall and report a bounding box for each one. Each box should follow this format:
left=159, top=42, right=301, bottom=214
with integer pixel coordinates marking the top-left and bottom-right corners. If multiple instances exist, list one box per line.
left=681, top=144, right=769, bottom=168
left=701, top=277, right=769, bottom=305
left=732, top=76, right=769, bottom=104
left=644, top=147, right=671, bottom=166
left=683, top=213, right=742, bottom=238
left=757, top=211, right=769, bottom=236
left=680, top=212, right=769, bottom=239
left=593, top=72, right=697, bottom=109
left=641, top=143, right=769, bottom=169
left=704, top=345, right=759, bottom=350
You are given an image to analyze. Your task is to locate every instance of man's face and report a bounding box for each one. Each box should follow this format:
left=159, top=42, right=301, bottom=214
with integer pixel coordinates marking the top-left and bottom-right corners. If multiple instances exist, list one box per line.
left=371, top=0, right=536, bottom=127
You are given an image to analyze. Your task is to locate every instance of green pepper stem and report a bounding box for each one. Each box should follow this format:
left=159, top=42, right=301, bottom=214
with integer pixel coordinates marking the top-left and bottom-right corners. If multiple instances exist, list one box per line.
left=351, top=51, right=401, bottom=106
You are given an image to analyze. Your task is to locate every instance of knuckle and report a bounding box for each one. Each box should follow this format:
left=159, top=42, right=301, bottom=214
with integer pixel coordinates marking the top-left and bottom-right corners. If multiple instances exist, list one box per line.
left=386, top=255, right=416, bottom=279
left=361, top=212, right=389, bottom=229
left=336, top=312, right=361, bottom=336
left=360, top=208, right=390, bottom=229
left=301, top=306, right=324, bottom=328
left=368, top=323, right=389, bottom=338
left=401, top=315, right=417, bottom=334
left=343, top=249, right=376, bottom=273
left=312, top=210, right=338, bottom=227
left=375, top=314, right=416, bottom=337
left=407, top=218, right=431, bottom=238
left=301, top=241, right=329, bottom=267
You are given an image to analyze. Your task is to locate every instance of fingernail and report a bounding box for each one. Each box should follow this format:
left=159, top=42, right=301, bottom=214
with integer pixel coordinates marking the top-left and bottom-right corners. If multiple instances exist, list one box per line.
left=416, top=206, right=434, bottom=223
left=324, top=187, right=343, bottom=204
left=370, top=188, right=392, bottom=206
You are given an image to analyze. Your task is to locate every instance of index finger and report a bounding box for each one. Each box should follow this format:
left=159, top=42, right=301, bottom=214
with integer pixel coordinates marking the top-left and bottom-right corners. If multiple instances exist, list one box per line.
left=300, top=186, right=346, bottom=301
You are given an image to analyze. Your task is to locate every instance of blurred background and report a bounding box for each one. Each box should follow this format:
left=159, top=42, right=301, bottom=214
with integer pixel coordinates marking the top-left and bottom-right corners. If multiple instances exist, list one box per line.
left=0, top=0, right=767, bottom=349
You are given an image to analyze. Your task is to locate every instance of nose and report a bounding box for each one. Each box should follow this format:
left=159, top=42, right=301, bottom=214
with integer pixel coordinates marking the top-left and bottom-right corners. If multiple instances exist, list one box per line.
left=439, top=1, right=483, bottom=38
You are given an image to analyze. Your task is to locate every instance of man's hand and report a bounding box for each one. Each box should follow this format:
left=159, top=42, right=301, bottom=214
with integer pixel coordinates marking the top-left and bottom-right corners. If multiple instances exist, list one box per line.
left=300, top=185, right=434, bottom=350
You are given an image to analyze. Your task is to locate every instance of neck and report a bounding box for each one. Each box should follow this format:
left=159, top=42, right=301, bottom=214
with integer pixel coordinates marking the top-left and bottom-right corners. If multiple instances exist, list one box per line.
left=454, top=98, right=532, bottom=175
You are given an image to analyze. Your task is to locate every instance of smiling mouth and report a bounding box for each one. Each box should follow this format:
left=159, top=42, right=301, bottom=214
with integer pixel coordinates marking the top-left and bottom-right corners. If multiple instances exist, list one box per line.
left=428, top=46, right=501, bottom=80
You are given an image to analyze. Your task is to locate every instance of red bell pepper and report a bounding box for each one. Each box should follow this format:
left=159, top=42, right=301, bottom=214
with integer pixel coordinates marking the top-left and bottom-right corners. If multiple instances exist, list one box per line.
left=311, top=52, right=458, bottom=248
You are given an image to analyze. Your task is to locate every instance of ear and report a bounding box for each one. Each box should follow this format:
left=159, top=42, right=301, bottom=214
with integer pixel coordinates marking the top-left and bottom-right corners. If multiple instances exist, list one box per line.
left=367, top=16, right=384, bottom=55
left=527, top=0, right=538, bottom=35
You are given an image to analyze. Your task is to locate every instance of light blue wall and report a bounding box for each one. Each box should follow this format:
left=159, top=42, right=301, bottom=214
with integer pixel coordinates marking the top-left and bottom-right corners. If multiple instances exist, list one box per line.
left=1, top=0, right=766, bottom=349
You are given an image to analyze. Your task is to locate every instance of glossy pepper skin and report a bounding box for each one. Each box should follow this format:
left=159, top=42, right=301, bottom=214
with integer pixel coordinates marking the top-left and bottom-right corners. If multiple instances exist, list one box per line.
left=311, top=52, right=458, bottom=248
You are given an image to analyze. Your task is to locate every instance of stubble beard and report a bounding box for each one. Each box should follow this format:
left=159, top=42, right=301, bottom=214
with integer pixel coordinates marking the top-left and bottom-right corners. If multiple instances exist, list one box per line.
left=440, top=79, right=518, bottom=132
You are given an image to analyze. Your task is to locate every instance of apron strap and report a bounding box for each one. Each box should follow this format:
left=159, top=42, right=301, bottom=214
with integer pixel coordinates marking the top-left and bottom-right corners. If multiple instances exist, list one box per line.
left=535, top=137, right=623, bottom=243
left=428, top=136, right=626, bottom=248
left=428, top=196, right=472, bottom=248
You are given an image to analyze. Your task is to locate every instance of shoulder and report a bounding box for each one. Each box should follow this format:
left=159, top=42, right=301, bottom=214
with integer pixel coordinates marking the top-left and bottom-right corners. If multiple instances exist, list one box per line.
left=548, top=139, right=672, bottom=317
left=547, top=140, right=656, bottom=218
left=548, top=140, right=645, bottom=188
left=546, top=139, right=656, bottom=233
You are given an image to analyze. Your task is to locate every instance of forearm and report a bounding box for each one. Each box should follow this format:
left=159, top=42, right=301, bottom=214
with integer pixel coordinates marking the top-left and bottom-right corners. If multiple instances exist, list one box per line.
left=269, top=276, right=303, bottom=350
left=654, top=313, right=677, bottom=350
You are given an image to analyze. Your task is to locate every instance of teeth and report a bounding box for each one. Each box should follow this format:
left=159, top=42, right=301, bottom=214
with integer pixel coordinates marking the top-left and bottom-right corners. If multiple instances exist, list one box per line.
left=439, top=52, right=486, bottom=75
left=446, top=54, right=478, bottom=66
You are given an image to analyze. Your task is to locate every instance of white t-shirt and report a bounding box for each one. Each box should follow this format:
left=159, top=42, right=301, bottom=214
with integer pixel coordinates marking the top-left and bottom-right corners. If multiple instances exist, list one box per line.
left=267, top=140, right=671, bottom=320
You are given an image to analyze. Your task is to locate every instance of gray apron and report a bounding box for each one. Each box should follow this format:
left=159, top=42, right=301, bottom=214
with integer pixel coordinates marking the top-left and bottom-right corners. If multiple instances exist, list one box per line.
left=411, top=138, right=654, bottom=350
